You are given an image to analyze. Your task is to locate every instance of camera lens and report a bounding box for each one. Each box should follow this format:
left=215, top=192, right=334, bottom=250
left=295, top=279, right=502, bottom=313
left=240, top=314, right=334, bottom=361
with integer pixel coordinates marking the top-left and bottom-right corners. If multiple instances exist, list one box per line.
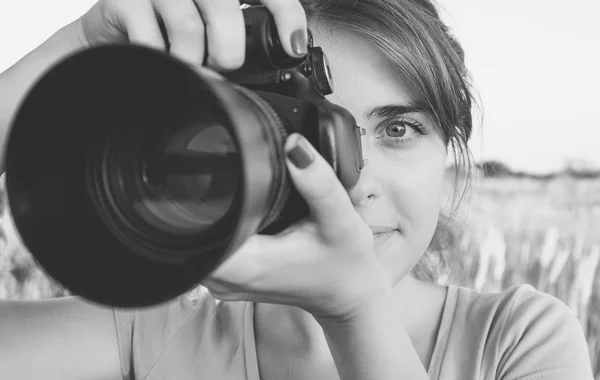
left=5, top=45, right=290, bottom=306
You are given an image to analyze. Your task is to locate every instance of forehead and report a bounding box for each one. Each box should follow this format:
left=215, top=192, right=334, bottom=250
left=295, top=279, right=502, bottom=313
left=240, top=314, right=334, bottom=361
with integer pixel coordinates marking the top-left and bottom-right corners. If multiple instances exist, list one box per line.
left=311, top=28, right=415, bottom=119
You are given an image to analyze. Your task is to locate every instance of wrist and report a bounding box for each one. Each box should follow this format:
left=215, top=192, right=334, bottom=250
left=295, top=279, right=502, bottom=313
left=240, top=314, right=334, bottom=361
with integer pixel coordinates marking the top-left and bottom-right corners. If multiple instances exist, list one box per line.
left=313, top=284, right=395, bottom=329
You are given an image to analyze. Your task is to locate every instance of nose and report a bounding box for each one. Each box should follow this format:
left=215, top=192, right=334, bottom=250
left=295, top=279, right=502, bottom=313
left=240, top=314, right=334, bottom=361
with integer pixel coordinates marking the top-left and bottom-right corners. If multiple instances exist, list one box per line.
left=347, top=162, right=383, bottom=207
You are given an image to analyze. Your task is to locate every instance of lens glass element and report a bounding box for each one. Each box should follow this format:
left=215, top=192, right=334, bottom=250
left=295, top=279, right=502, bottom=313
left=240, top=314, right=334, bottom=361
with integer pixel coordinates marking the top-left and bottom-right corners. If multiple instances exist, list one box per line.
left=138, top=119, right=240, bottom=235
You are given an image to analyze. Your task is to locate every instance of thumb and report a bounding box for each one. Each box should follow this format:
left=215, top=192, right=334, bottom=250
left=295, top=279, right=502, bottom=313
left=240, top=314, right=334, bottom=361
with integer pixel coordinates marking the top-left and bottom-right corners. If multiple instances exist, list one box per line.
left=284, top=133, right=358, bottom=233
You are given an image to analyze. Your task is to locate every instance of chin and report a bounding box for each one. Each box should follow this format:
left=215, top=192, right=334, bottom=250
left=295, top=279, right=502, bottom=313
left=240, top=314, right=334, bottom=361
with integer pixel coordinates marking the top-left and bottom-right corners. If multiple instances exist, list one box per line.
left=374, top=231, right=428, bottom=286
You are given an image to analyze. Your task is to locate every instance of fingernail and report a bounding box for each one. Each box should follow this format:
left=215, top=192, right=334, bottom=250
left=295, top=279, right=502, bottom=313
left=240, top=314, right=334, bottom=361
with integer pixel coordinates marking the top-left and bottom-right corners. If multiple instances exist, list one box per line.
left=290, top=29, right=308, bottom=56
left=287, top=135, right=314, bottom=169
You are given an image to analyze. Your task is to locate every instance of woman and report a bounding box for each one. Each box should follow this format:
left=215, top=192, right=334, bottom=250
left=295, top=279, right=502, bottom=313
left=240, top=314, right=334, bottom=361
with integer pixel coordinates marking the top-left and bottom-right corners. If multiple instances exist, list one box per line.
left=0, top=0, right=594, bottom=379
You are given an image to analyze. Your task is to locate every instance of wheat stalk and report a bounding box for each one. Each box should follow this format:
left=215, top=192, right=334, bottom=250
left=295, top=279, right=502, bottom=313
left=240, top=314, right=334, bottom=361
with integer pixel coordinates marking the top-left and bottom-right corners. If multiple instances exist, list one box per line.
left=570, top=245, right=600, bottom=332
left=520, top=241, right=531, bottom=268
left=474, top=227, right=495, bottom=291
left=490, top=229, right=506, bottom=291
left=548, top=247, right=571, bottom=285
left=539, top=227, right=559, bottom=269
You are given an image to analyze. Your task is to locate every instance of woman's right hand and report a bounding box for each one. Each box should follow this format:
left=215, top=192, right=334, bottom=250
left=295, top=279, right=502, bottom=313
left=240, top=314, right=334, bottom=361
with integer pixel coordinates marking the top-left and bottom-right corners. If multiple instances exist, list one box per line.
left=76, top=0, right=308, bottom=73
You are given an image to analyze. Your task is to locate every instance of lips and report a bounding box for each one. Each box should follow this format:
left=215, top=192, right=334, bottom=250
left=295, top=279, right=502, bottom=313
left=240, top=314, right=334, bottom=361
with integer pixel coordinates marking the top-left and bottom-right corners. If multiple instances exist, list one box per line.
left=369, top=225, right=397, bottom=234
left=370, top=225, right=400, bottom=250
left=373, top=230, right=397, bottom=243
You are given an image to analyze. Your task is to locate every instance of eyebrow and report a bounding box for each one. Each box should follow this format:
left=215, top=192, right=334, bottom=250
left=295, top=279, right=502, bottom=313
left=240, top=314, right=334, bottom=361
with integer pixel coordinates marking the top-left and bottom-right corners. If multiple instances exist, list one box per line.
left=363, top=102, right=429, bottom=120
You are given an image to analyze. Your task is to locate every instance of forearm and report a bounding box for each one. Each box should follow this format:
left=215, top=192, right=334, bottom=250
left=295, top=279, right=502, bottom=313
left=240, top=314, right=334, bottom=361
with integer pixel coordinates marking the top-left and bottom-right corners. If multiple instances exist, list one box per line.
left=316, top=292, right=429, bottom=380
left=0, top=19, right=86, bottom=173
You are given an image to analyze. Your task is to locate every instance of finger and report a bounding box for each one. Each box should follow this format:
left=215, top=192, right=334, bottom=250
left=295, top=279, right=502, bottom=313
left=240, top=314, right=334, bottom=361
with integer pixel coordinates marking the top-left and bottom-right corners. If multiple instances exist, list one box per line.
left=260, top=0, right=308, bottom=58
left=193, top=0, right=246, bottom=71
left=195, top=65, right=228, bottom=81
left=284, top=134, right=359, bottom=234
left=119, top=0, right=166, bottom=51
left=153, top=0, right=206, bottom=68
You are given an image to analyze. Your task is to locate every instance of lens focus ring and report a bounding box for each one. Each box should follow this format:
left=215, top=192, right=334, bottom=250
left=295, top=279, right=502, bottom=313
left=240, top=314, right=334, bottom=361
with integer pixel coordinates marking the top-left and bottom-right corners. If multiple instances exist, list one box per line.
left=232, top=84, right=291, bottom=231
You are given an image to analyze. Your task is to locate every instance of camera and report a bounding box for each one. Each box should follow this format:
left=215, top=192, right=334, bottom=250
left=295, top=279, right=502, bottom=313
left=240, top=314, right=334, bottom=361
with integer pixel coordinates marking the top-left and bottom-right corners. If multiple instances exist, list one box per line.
left=4, top=6, right=366, bottom=307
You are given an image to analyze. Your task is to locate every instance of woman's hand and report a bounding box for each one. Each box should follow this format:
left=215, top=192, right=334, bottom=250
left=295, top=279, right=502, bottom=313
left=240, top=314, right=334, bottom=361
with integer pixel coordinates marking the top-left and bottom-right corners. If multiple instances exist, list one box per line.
left=202, top=134, right=393, bottom=323
left=77, top=0, right=308, bottom=72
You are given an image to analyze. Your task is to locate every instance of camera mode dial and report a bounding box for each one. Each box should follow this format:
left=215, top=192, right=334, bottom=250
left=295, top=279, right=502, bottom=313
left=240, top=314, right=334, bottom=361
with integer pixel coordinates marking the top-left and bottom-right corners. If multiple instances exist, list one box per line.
left=309, top=47, right=334, bottom=95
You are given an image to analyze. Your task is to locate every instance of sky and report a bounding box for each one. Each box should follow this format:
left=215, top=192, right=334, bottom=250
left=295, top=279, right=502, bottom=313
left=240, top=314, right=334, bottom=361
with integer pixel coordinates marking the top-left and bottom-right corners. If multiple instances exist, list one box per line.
left=1, top=0, right=598, bottom=174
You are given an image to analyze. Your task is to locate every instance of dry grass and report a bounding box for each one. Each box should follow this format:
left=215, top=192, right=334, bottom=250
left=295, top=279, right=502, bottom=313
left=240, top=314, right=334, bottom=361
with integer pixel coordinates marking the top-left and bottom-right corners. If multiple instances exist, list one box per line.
left=1, top=174, right=599, bottom=377
left=442, top=174, right=600, bottom=378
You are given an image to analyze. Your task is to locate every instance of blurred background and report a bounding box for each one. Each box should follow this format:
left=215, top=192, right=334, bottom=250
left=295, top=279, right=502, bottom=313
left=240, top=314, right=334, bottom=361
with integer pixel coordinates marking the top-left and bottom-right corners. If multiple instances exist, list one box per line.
left=0, top=0, right=599, bottom=377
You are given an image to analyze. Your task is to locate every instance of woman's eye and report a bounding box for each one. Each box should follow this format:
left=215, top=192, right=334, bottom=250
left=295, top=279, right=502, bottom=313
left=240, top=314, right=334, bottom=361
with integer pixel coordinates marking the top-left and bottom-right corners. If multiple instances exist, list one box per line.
left=386, top=123, right=412, bottom=138
left=377, top=118, right=429, bottom=147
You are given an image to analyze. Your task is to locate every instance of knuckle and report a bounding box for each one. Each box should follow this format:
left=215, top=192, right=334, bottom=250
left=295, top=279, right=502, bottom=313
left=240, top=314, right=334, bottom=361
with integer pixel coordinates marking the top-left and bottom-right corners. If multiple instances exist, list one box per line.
left=105, top=0, right=122, bottom=12
left=210, top=32, right=246, bottom=70
left=269, top=0, right=307, bottom=27
left=210, top=52, right=245, bottom=71
left=201, top=0, right=241, bottom=18
left=207, top=36, right=245, bottom=70
left=172, top=14, right=205, bottom=35
left=267, top=0, right=305, bottom=16
left=312, top=171, right=345, bottom=201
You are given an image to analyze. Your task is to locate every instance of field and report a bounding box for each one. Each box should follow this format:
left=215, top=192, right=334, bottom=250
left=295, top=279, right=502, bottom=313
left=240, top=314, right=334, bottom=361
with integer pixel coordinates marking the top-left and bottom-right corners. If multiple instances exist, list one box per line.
left=1, top=173, right=599, bottom=377
left=443, top=173, right=600, bottom=378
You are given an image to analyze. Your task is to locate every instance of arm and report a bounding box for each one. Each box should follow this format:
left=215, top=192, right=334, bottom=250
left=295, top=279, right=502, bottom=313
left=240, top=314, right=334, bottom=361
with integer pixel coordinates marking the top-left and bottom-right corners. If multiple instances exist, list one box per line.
left=315, top=290, right=430, bottom=380
left=0, top=19, right=86, bottom=173
left=0, top=297, right=123, bottom=380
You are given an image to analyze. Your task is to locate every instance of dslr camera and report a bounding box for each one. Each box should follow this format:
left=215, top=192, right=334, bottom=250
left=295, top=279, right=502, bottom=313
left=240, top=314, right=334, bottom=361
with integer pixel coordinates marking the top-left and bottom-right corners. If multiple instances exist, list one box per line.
left=4, top=6, right=366, bottom=306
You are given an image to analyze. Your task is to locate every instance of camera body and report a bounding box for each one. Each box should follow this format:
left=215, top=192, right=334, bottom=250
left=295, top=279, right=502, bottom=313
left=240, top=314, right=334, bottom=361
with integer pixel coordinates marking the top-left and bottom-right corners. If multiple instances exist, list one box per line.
left=227, top=6, right=366, bottom=233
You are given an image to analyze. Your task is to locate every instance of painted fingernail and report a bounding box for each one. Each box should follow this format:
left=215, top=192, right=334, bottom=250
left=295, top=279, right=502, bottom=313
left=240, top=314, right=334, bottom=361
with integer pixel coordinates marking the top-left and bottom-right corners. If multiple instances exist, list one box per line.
left=291, top=29, right=308, bottom=56
left=287, top=135, right=314, bottom=169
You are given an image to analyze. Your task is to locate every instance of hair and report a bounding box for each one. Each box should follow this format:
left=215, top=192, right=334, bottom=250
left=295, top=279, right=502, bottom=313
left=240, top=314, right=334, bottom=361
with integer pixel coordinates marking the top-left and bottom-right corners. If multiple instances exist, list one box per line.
left=301, top=0, right=478, bottom=282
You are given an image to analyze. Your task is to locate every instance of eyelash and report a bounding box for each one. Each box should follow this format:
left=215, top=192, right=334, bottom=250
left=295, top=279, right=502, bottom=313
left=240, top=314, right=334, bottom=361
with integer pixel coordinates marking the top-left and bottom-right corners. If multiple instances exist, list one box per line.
left=376, top=117, right=430, bottom=147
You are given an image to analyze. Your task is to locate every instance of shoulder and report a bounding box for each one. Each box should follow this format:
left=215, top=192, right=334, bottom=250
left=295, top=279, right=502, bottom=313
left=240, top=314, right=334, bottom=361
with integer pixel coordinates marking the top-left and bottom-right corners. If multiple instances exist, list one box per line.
left=453, top=283, right=577, bottom=329
left=495, top=284, right=577, bottom=337
left=461, top=284, right=577, bottom=331
left=453, top=284, right=594, bottom=380
left=482, top=284, right=584, bottom=354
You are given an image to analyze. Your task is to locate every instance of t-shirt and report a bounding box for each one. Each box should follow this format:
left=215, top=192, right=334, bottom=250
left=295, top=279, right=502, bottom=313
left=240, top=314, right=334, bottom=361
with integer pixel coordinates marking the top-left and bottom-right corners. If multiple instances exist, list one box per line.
left=113, top=284, right=594, bottom=380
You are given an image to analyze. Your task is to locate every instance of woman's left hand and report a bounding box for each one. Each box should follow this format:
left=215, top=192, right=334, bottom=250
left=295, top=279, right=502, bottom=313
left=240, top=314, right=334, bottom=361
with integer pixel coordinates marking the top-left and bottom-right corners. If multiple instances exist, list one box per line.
left=202, top=133, right=392, bottom=323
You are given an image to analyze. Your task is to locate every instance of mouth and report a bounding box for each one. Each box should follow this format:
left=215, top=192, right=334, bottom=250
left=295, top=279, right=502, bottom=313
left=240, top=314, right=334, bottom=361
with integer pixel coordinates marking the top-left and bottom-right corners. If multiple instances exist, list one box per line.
left=372, top=228, right=400, bottom=250
left=373, top=230, right=398, bottom=241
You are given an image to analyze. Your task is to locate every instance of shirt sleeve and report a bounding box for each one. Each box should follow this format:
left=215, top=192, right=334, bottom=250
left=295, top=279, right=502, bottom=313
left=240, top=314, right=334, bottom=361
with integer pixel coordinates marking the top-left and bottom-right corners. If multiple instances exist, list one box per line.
left=497, top=285, right=594, bottom=380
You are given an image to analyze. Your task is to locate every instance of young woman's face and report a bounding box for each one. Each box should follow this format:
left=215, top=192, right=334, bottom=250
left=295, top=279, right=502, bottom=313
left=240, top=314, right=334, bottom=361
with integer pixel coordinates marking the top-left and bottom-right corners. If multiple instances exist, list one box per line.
left=313, top=28, right=448, bottom=286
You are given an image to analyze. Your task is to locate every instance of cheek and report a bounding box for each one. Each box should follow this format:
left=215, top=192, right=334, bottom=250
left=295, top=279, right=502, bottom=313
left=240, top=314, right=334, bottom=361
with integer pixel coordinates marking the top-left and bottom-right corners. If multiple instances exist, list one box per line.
left=385, top=146, right=446, bottom=246
left=380, top=149, right=446, bottom=283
